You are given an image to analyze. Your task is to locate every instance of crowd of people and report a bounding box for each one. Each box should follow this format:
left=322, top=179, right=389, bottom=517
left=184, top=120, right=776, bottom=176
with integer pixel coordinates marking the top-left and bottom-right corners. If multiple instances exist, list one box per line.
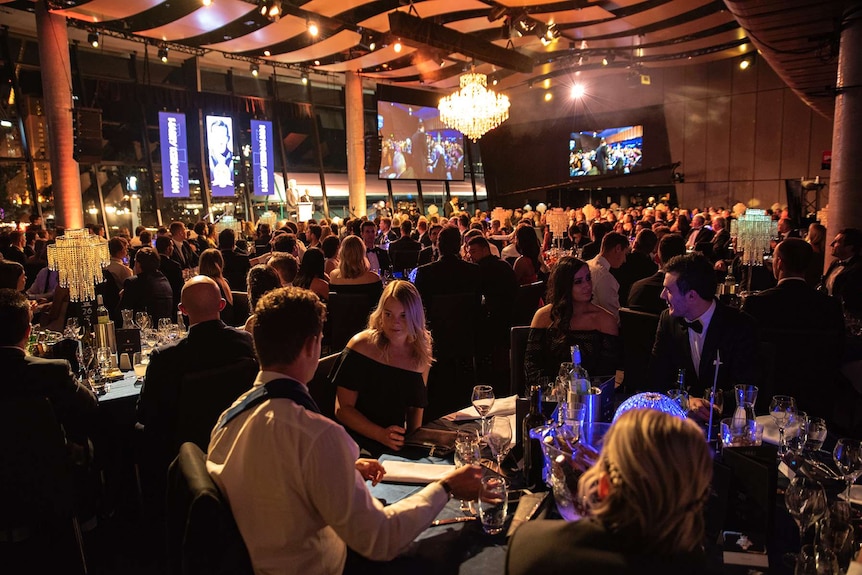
left=2, top=198, right=862, bottom=573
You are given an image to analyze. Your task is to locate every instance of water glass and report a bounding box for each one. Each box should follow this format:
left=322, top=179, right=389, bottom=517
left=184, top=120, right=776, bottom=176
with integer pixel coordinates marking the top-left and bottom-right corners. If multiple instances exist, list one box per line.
left=770, top=395, right=797, bottom=457
left=564, top=401, right=587, bottom=441
left=720, top=418, right=761, bottom=448
left=786, top=411, right=809, bottom=453
left=703, top=388, right=724, bottom=415
left=833, top=438, right=862, bottom=501
left=804, top=418, right=828, bottom=452
left=136, top=312, right=152, bottom=331
left=133, top=352, right=149, bottom=384
left=478, top=476, right=508, bottom=535
left=795, top=545, right=838, bottom=575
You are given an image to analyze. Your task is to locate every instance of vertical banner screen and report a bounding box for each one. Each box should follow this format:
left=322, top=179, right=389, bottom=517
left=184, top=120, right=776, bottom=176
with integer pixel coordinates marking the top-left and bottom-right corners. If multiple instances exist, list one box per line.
left=251, top=120, right=276, bottom=196
left=206, top=114, right=235, bottom=197
left=159, top=111, right=189, bottom=198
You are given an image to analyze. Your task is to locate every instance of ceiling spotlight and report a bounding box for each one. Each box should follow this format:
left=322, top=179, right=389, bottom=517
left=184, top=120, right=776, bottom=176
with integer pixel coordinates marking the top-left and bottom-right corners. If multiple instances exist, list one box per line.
left=369, top=40, right=376, bottom=51
left=202, top=0, right=212, bottom=6
left=739, top=54, right=754, bottom=70
left=259, top=0, right=281, bottom=20
left=158, top=46, right=168, bottom=63
left=516, top=15, right=536, bottom=35
left=313, top=59, right=320, bottom=66
left=393, top=40, right=402, bottom=53
left=491, top=77, right=498, bottom=86
left=307, top=20, right=319, bottom=37
left=544, top=92, right=553, bottom=102
left=301, top=71, right=309, bottom=85
left=88, top=31, right=99, bottom=48
left=263, top=50, right=271, bottom=57
left=250, top=63, right=259, bottom=76
left=0, top=120, right=13, bottom=128
left=570, top=83, right=585, bottom=99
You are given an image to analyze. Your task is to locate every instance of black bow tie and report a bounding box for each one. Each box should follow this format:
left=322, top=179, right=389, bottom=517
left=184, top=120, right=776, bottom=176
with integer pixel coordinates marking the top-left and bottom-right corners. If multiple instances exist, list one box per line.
left=679, top=319, right=703, bottom=333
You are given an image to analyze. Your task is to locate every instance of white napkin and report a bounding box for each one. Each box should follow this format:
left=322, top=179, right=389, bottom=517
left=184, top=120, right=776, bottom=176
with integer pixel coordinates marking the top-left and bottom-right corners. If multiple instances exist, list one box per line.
left=379, top=460, right=455, bottom=484
left=756, top=415, right=779, bottom=445
left=441, top=395, right=518, bottom=422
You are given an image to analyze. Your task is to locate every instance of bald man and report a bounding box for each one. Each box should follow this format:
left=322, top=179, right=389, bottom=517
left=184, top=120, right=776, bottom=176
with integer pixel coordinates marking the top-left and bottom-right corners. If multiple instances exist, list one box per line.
left=136, top=276, right=256, bottom=495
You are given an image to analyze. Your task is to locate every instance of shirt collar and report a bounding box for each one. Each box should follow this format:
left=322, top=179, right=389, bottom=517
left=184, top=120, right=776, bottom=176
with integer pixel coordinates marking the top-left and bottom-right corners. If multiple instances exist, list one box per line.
left=777, top=277, right=806, bottom=285
left=692, top=299, right=717, bottom=334
left=255, top=370, right=308, bottom=392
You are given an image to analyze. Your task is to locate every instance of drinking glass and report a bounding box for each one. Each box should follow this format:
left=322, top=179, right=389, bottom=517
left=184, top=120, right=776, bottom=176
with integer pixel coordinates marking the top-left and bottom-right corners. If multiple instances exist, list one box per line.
left=833, top=438, right=862, bottom=501
left=133, top=352, right=149, bottom=386
left=786, top=411, right=809, bottom=453
left=796, top=545, right=839, bottom=575
left=96, top=346, right=112, bottom=376
left=804, top=418, right=828, bottom=453
left=487, top=417, right=512, bottom=474
left=769, top=395, right=797, bottom=457
left=784, top=476, right=827, bottom=547
left=136, top=312, right=152, bottom=331
left=454, top=430, right=481, bottom=515
left=144, top=328, right=159, bottom=350
left=477, top=476, right=508, bottom=535
left=703, top=388, right=724, bottom=415
left=471, top=385, right=495, bottom=437
left=64, top=317, right=81, bottom=339
left=555, top=363, right=573, bottom=402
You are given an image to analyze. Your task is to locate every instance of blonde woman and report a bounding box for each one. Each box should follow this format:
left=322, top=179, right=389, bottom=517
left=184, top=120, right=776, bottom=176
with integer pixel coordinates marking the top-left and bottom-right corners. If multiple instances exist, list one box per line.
left=198, top=248, right=234, bottom=325
left=507, top=409, right=711, bottom=574
left=329, top=235, right=383, bottom=302
left=333, top=280, right=432, bottom=456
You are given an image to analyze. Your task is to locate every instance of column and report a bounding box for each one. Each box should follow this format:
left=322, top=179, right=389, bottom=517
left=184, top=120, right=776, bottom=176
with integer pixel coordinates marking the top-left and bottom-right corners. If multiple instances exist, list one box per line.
left=827, top=7, right=862, bottom=267
left=344, top=71, right=366, bottom=218
left=35, top=2, right=83, bottom=229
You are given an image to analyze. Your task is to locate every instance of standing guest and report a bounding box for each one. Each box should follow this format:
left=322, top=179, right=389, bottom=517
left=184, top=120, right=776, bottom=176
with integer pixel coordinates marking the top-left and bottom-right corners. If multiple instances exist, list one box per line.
left=119, top=247, right=174, bottom=322
left=293, top=247, right=330, bottom=301
left=466, top=235, right=517, bottom=336
left=525, top=257, right=619, bottom=385
left=820, top=228, right=862, bottom=314
left=329, top=236, right=383, bottom=301
left=648, top=253, right=757, bottom=415
left=513, top=225, right=546, bottom=286
left=374, top=217, right=398, bottom=247
left=218, top=229, right=251, bottom=293
left=333, top=281, right=432, bottom=456
left=508, top=409, right=710, bottom=575
left=267, top=253, right=299, bottom=287
left=628, top=233, right=686, bottom=315
left=155, top=235, right=184, bottom=320
left=805, top=223, right=827, bottom=286
left=588, top=232, right=629, bottom=320
left=105, top=237, right=133, bottom=291
left=360, top=220, right=391, bottom=274
left=243, top=265, right=282, bottom=333
left=207, top=286, right=481, bottom=574
left=199, top=248, right=235, bottom=326
left=168, top=221, right=198, bottom=269
left=321, top=235, right=341, bottom=276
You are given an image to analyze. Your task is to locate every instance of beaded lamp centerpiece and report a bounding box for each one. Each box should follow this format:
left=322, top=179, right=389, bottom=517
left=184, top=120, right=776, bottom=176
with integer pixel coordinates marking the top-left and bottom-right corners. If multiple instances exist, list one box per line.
left=730, top=208, right=776, bottom=267
left=47, top=228, right=110, bottom=302
left=613, top=392, right=688, bottom=422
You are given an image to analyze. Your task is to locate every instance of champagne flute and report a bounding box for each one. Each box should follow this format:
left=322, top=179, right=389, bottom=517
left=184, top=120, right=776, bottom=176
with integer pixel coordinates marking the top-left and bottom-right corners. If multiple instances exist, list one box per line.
left=487, top=416, right=513, bottom=475
left=833, top=438, right=862, bottom=501
left=784, top=476, right=827, bottom=548
left=471, top=385, right=495, bottom=438
left=769, top=395, right=797, bottom=457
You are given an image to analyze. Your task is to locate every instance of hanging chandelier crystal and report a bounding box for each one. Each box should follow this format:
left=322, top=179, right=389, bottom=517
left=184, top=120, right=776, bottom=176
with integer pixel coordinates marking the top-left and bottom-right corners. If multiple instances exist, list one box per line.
left=438, top=71, right=510, bottom=142
left=47, top=228, right=110, bottom=302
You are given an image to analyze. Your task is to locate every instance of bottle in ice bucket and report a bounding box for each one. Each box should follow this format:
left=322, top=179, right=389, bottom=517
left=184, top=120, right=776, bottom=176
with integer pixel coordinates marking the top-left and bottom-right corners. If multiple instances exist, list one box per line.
left=96, top=295, right=110, bottom=324
left=523, top=385, right=547, bottom=491
left=569, top=345, right=590, bottom=395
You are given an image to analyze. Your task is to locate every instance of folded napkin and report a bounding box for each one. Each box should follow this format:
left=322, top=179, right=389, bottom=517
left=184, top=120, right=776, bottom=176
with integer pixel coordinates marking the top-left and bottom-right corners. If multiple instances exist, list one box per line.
left=756, top=415, right=779, bottom=446
left=380, top=460, right=455, bottom=484
left=441, top=395, right=518, bottom=422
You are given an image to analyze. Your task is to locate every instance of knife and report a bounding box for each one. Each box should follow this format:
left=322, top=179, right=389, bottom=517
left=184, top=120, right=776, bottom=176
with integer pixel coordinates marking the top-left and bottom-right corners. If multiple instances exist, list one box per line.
left=431, top=516, right=477, bottom=526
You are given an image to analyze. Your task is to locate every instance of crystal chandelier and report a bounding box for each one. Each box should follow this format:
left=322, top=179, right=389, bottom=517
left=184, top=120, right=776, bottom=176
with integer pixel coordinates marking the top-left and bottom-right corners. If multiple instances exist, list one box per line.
left=47, top=228, right=110, bottom=302
left=438, top=72, right=510, bottom=142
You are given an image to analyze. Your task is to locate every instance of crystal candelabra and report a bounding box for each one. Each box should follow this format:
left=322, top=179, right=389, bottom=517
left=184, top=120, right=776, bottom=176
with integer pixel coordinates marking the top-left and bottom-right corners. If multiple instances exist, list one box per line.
left=47, top=229, right=110, bottom=302
left=257, top=211, right=278, bottom=229
left=546, top=208, right=569, bottom=241
left=730, top=208, right=777, bottom=293
left=215, top=215, right=244, bottom=235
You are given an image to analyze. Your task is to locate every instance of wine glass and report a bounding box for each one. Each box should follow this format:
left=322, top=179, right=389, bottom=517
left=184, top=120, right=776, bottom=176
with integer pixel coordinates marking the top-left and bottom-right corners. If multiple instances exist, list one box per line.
left=136, top=312, right=152, bottom=330
left=487, top=417, right=513, bottom=475
left=96, top=346, right=112, bottom=376
left=471, top=385, right=495, bottom=437
left=133, top=352, right=149, bottom=386
left=703, top=388, right=724, bottom=415
left=64, top=317, right=80, bottom=339
left=144, top=328, right=159, bottom=350
left=785, top=411, right=809, bottom=453
left=785, top=476, right=827, bottom=549
left=833, top=438, right=862, bottom=501
left=769, top=395, right=797, bottom=457
left=804, top=418, right=828, bottom=453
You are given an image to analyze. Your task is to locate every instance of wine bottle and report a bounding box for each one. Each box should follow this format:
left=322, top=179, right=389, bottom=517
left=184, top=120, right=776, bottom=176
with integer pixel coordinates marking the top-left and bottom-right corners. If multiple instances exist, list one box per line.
left=523, top=385, right=547, bottom=491
left=570, top=345, right=590, bottom=395
left=96, top=295, right=110, bottom=324
left=676, top=368, right=686, bottom=392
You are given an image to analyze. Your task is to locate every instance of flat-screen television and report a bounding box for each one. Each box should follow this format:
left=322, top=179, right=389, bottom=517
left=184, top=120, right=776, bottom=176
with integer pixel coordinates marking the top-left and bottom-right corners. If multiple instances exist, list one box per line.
left=569, top=125, right=643, bottom=177
left=377, top=99, right=464, bottom=181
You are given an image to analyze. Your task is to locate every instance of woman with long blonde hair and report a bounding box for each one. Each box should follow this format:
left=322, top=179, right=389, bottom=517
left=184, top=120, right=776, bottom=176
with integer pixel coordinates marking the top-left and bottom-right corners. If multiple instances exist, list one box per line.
left=508, top=409, right=711, bottom=574
left=328, top=235, right=383, bottom=301
left=333, top=280, right=432, bottom=456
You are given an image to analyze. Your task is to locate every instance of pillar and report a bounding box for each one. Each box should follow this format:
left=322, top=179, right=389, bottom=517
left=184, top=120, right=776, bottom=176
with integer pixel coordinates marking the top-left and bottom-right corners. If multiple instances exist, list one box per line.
left=35, top=1, right=83, bottom=229
left=827, top=7, right=862, bottom=268
left=344, top=71, right=367, bottom=218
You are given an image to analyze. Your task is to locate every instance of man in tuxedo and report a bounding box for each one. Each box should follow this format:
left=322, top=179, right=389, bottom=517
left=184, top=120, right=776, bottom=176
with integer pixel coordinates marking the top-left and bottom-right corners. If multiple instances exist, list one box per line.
left=648, top=252, right=757, bottom=408
left=417, top=224, right=443, bottom=266
left=374, top=217, right=398, bottom=247
left=168, top=221, right=198, bottom=270
left=414, top=218, right=431, bottom=247
left=0, top=260, right=26, bottom=291
left=218, top=228, right=251, bottom=292
left=1, top=230, right=27, bottom=266
left=685, top=214, right=714, bottom=250
left=777, top=217, right=802, bottom=241
left=360, top=220, right=391, bottom=273
left=0, top=289, right=97, bottom=445
left=387, top=220, right=422, bottom=272
left=821, top=228, right=862, bottom=314
left=612, top=228, right=658, bottom=307
left=466, top=235, right=518, bottom=346
left=104, top=237, right=133, bottom=291
left=155, top=235, right=184, bottom=319
left=710, top=216, right=731, bottom=261
left=628, top=233, right=686, bottom=314
left=119, top=247, right=175, bottom=322
left=414, top=227, right=480, bottom=307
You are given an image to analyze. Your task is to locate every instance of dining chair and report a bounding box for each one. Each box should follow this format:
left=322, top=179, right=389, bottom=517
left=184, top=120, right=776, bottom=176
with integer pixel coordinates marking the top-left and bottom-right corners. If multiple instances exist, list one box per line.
left=511, top=281, right=546, bottom=328
left=230, top=291, right=251, bottom=327
left=509, top=326, right=531, bottom=397
left=326, top=292, right=374, bottom=352
left=307, top=352, right=343, bottom=421
left=618, top=307, right=661, bottom=394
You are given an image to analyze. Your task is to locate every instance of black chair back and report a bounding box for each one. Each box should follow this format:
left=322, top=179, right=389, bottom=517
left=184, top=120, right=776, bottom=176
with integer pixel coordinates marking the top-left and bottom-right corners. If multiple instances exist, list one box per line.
left=326, top=292, right=374, bottom=352
left=167, top=443, right=253, bottom=575
left=618, top=307, right=660, bottom=393
left=426, top=292, right=479, bottom=360
left=511, top=281, right=545, bottom=328
left=390, top=248, right=420, bottom=273
left=231, top=291, right=251, bottom=327
left=307, top=352, right=343, bottom=421
left=509, top=326, right=531, bottom=397
left=175, top=358, right=259, bottom=453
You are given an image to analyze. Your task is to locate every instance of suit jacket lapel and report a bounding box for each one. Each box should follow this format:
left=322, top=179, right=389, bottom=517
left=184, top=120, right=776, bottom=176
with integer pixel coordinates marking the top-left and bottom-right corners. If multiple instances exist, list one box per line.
left=672, top=318, right=697, bottom=384
left=699, top=302, right=724, bottom=385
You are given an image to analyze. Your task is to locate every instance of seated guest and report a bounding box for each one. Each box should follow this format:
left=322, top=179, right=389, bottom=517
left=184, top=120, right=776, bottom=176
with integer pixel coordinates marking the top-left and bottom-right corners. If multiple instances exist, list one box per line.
left=525, top=256, right=620, bottom=386
left=199, top=248, right=235, bottom=326
left=333, top=281, right=432, bottom=456
left=821, top=228, right=862, bottom=314
left=218, top=229, right=251, bottom=292
left=414, top=226, right=480, bottom=308
left=267, top=252, right=299, bottom=286
left=628, top=233, right=686, bottom=314
left=388, top=220, right=422, bottom=272
left=321, top=235, right=341, bottom=276
left=119, top=247, right=174, bottom=322
left=208, top=286, right=480, bottom=573
left=805, top=223, right=827, bottom=287
left=155, top=235, right=184, bottom=320
left=293, top=247, right=330, bottom=301
left=0, top=288, right=97, bottom=446
left=579, top=222, right=607, bottom=262
left=329, top=236, right=383, bottom=302
left=243, top=264, right=281, bottom=333
left=104, top=237, right=133, bottom=291
left=193, top=221, right=211, bottom=254
left=588, top=232, right=629, bottom=320
left=254, top=222, right=272, bottom=256
left=508, top=409, right=710, bottom=575
left=0, top=260, right=26, bottom=291
left=612, top=229, right=658, bottom=307
left=513, top=225, right=547, bottom=286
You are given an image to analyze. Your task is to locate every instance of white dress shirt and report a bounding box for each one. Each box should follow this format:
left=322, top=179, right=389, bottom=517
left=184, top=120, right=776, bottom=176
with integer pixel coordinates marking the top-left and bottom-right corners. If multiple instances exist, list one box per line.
left=688, top=299, right=716, bottom=377
left=588, top=255, right=620, bottom=320
left=207, top=371, right=449, bottom=575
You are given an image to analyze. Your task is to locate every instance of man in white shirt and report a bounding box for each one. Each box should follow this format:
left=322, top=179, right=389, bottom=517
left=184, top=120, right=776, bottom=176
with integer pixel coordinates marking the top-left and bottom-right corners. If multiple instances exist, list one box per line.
left=587, top=232, right=629, bottom=320
left=207, top=286, right=481, bottom=575
left=104, top=237, right=133, bottom=291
